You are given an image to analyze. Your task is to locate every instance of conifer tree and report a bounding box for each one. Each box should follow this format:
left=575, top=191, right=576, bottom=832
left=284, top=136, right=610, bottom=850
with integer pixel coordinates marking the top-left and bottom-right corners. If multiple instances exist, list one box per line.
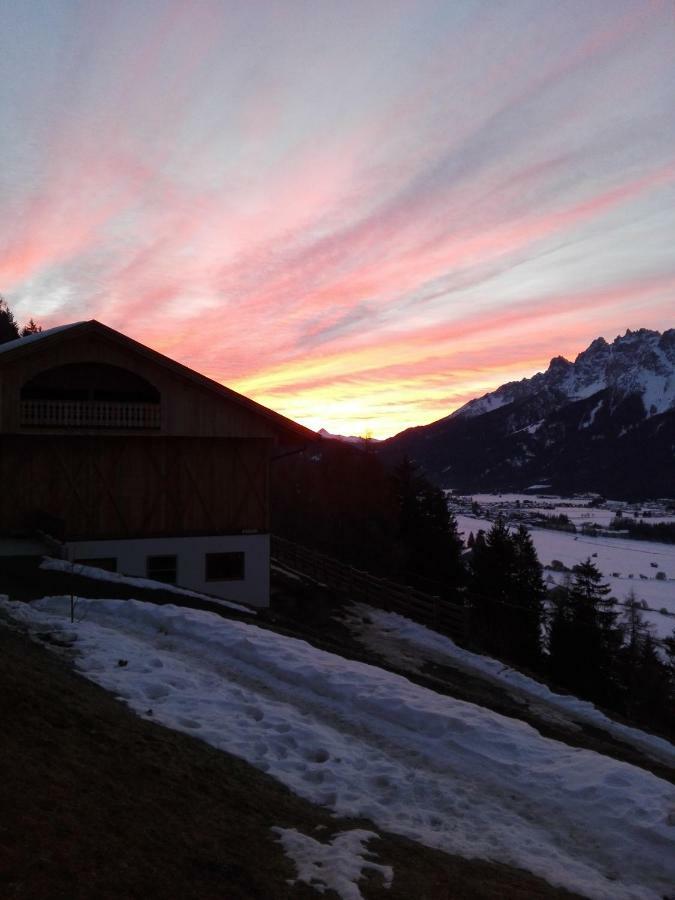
left=664, top=629, right=675, bottom=679
left=21, top=318, right=42, bottom=336
left=0, top=296, right=20, bottom=344
left=631, top=634, right=672, bottom=733
left=510, top=524, right=545, bottom=666
left=547, top=574, right=575, bottom=686
left=548, top=558, right=620, bottom=703
left=391, top=456, right=464, bottom=597
left=473, top=529, right=486, bottom=550
left=469, top=517, right=516, bottom=654
left=618, top=590, right=652, bottom=717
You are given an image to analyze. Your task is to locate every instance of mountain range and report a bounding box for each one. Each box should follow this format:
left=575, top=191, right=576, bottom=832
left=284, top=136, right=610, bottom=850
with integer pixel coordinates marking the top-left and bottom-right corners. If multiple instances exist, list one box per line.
left=317, top=428, right=379, bottom=447
left=377, top=328, right=675, bottom=499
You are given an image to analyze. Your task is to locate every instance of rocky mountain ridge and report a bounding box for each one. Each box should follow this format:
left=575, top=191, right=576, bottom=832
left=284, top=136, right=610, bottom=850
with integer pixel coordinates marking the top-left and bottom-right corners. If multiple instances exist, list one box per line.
left=379, top=328, right=675, bottom=500
left=453, top=328, right=675, bottom=422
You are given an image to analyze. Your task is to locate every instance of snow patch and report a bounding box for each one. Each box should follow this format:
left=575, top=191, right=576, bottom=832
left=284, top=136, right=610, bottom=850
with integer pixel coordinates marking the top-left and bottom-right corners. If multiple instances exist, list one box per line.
left=3, top=596, right=675, bottom=899
left=272, top=827, right=392, bottom=899
left=350, top=605, right=675, bottom=768
left=40, top=557, right=254, bottom=615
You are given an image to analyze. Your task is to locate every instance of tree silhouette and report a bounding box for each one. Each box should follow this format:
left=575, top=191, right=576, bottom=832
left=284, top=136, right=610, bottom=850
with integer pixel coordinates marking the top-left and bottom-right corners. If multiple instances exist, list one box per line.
left=548, top=558, right=621, bottom=703
left=21, top=318, right=42, bottom=336
left=0, top=296, right=20, bottom=344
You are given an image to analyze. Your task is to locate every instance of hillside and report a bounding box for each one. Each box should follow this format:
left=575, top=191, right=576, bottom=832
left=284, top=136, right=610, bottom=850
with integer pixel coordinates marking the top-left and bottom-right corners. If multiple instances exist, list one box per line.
left=379, top=329, right=675, bottom=499
left=0, top=613, right=583, bottom=900
left=2, top=587, right=674, bottom=900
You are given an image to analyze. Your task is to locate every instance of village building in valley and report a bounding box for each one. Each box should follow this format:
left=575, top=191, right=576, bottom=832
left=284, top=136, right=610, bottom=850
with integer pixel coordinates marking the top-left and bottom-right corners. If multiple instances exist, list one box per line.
left=0, top=321, right=315, bottom=607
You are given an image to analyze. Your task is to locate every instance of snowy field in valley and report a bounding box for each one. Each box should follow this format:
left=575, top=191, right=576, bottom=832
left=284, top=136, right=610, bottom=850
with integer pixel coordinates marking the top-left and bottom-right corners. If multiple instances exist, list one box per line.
left=3, top=596, right=675, bottom=900
left=525, top=506, right=673, bottom=529
left=459, top=493, right=675, bottom=529
left=456, top=514, right=675, bottom=638
left=465, top=494, right=675, bottom=527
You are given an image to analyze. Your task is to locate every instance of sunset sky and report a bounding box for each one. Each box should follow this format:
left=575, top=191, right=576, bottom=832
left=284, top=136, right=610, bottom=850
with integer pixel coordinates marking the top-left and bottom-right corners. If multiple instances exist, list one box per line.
left=1, top=1, right=674, bottom=437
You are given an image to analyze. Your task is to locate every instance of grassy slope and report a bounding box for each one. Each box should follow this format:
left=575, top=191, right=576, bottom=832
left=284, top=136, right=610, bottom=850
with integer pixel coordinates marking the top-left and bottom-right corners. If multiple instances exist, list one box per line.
left=0, top=616, right=583, bottom=900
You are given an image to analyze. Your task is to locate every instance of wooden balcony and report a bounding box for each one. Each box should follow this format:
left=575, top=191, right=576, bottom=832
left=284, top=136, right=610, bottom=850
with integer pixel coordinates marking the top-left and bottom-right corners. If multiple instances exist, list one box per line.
left=20, top=400, right=161, bottom=430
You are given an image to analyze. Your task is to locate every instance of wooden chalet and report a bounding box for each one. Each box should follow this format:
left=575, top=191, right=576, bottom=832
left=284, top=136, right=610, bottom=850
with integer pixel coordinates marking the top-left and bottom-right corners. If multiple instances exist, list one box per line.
left=0, top=321, right=316, bottom=606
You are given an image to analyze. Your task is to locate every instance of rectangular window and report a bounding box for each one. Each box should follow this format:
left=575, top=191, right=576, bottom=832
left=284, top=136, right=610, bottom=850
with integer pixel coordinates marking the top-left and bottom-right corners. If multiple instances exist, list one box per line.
left=146, top=554, right=177, bottom=585
left=73, top=557, right=117, bottom=573
left=205, top=551, right=245, bottom=581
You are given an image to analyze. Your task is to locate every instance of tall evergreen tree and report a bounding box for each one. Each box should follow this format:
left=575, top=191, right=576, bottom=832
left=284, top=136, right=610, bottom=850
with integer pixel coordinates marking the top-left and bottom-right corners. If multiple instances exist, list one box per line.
left=548, top=558, right=621, bottom=703
left=664, top=629, right=675, bottom=680
left=391, top=456, right=464, bottom=596
left=631, top=634, right=673, bottom=735
left=621, top=590, right=648, bottom=654
left=0, top=296, right=20, bottom=344
left=469, top=517, right=516, bottom=654
left=510, top=524, right=545, bottom=666
left=468, top=520, right=545, bottom=664
left=617, top=590, right=652, bottom=718
left=547, top=574, right=575, bottom=686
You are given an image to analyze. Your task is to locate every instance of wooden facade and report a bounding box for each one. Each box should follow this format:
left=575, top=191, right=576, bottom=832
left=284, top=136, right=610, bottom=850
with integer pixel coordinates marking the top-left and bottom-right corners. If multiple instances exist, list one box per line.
left=0, top=321, right=314, bottom=544
left=0, top=322, right=305, bottom=439
left=0, top=435, right=269, bottom=541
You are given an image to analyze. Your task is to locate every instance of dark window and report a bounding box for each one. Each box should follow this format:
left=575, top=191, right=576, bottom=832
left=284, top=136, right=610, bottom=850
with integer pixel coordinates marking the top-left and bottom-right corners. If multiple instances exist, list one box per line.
left=22, top=363, right=160, bottom=403
left=73, top=557, right=117, bottom=573
left=147, top=555, right=177, bottom=584
left=205, top=552, right=245, bottom=581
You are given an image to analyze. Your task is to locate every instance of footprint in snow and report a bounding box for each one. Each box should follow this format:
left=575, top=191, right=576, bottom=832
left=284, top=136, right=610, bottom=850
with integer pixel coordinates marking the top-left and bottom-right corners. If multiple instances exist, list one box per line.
left=178, top=718, right=201, bottom=729
left=303, top=770, right=325, bottom=784
left=144, top=683, right=170, bottom=700
left=306, top=748, right=330, bottom=764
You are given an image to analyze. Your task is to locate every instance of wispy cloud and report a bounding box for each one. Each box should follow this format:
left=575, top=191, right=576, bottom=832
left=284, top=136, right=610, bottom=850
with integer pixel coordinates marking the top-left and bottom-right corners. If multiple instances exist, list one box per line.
left=1, top=0, right=673, bottom=436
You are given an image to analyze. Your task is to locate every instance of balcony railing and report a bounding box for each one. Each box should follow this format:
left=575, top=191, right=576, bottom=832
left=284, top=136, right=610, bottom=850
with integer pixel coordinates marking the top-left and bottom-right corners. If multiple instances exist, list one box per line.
left=20, top=400, right=161, bottom=430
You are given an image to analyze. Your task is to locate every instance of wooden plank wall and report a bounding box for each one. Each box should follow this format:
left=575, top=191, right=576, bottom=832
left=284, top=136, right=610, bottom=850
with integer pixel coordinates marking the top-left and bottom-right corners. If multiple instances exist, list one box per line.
left=0, top=435, right=270, bottom=539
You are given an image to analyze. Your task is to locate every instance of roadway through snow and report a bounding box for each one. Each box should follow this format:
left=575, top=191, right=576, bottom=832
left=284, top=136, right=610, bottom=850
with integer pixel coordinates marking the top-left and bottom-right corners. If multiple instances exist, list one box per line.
left=3, top=596, right=675, bottom=900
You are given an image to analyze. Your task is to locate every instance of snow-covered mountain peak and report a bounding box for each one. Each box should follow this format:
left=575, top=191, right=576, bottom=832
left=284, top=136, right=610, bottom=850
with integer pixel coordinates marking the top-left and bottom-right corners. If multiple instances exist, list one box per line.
left=453, top=327, right=675, bottom=421
left=546, top=355, right=573, bottom=374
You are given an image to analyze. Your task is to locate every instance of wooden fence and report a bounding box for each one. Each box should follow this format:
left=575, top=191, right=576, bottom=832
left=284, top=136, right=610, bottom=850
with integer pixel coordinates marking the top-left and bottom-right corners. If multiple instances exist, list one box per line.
left=271, top=535, right=467, bottom=639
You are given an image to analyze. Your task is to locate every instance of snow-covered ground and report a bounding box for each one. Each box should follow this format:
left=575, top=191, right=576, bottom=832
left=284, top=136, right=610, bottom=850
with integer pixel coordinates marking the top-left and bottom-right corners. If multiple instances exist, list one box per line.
left=273, top=827, right=392, bottom=900
left=346, top=604, right=675, bottom=768
left=526, top=506, right=675, bottom=529
left=3, top=595, right=675, bottom=900
left=456, top=515, right=675, bottom=638
left=456, top=494, right=675, bottom=530
left=40, top=557, right=254, bottom=616
left=466, top=493, right=595, bottom=507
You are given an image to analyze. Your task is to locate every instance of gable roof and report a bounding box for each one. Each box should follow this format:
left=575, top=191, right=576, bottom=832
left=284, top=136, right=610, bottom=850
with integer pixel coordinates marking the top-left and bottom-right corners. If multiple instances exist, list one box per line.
left=0, top=320, right=317, bottom=442
left=0, top=322, right=86, bottom=356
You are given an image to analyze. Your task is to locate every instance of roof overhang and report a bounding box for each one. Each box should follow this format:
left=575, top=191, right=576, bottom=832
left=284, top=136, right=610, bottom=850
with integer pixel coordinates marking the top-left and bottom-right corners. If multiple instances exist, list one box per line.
left=0, top=320, right=318, bottom=442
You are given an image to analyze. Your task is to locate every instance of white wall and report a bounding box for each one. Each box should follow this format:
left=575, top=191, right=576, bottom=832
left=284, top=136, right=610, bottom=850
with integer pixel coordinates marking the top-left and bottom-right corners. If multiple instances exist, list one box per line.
left=65, top=534, right=270, bottom=607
